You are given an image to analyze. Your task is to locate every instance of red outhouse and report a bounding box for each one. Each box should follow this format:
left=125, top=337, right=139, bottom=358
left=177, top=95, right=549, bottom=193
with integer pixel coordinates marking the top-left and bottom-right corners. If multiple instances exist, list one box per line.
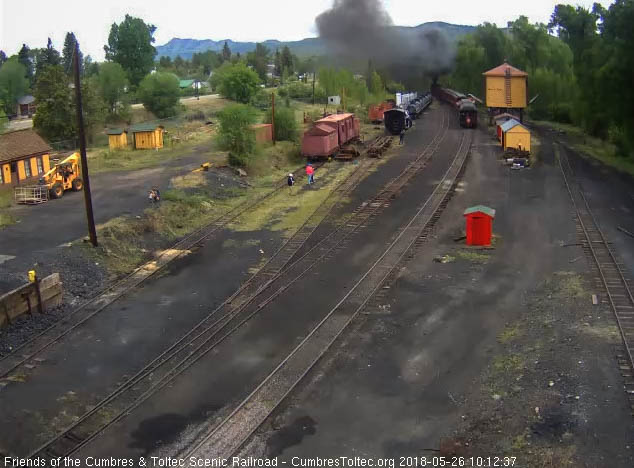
left=464, top=205, right=496, bottom=246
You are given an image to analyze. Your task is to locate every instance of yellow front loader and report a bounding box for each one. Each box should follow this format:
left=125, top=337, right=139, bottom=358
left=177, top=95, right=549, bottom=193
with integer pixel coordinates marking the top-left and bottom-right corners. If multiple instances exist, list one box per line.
left=39, top=152, right=83, bottom=199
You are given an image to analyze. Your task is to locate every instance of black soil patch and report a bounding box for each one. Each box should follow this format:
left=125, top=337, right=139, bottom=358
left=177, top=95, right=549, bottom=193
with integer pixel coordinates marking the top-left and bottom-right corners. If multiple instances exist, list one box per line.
left=266, top=415, right=317, bottom=457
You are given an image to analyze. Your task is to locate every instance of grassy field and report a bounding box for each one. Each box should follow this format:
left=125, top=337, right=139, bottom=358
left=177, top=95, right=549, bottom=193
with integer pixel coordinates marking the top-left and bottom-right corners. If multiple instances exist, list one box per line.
left=533, top=120, right=634, bottom=176
left=0, top=187, right=15, bottom=229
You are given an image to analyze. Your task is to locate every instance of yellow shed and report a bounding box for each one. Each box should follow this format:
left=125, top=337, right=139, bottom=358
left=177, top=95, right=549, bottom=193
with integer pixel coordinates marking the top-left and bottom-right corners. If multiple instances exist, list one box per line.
left=501, top=119, right=531, bottom=153
left=106, top=128, right=128, bottom=150
left=130, top=124, right=165, bottom=150
left=483, top=62, right=528, bottom=110
left=0, top=128, right=52, bottom=185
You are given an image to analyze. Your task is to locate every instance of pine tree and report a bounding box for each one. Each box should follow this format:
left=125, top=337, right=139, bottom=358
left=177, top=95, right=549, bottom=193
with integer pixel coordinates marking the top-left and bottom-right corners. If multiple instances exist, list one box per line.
left=35, top=38, right=61, bottom=81
left=274, top=49, right=282, bottom=76
left=17, top=44, right=33, bottom=83
left=222, top=41, right=231, bottom=62
left=62, top=32, right=82, bottom=75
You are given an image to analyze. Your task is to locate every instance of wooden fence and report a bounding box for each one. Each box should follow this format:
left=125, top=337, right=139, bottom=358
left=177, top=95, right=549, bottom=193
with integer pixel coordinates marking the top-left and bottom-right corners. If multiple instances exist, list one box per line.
left=0, top=274, right=63, bottom=328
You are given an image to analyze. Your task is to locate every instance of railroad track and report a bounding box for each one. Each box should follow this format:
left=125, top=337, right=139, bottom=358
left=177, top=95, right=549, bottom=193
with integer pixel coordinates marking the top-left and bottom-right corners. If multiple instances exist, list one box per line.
left=558, top=145, right=634, bottom=415
left=27, top=109, right=450, bottom=460
left=0, top=162, right=325, bottom=380
left=182, top=130, right=472, bottom=460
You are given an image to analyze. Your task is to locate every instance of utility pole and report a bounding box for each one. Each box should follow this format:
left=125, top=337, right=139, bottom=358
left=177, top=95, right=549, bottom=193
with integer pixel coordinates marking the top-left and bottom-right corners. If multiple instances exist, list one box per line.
left=312, top=71, right=316, bottom=105
left=271, top=92, right=276, bottom=146
left=73, top=41, right=98, bottom=247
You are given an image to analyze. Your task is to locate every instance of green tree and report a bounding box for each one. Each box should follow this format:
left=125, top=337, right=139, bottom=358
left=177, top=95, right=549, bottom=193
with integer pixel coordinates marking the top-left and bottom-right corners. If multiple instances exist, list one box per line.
left=159, top=56, right=173, bottom=69
left=369, top=71, right=384, bottom=96
left=274, top=49, right=282, bottom=76
left=76, top=76, right=107, bottom=143
left=281, top=46, right=294, bottom=75
left=83, top=55, right=99, bottom=77
left=17, top=44, right=33, bottom=83
left=246, top=43, right=270, bottom=81
left=61, top=32, right=82, bottom=75
left=0, top=108, right=6, bottom=133
left=104, top=14, right=157, bottom=87
left=212, top=62, right=260, bottom=103
left=98, top=62, right=128, bottom=116
left=0, top=60, right=28, bottom=115
left=217, top=104, right=258, bottom=166
left=222, top=41, right=231, bottom=62
left=34, top=38, right=61, bottom=80
left=264, top=106, right=298, bottom=141
left=137, top=72, right=180, bottom=118
left=33, top=65, right=75, bottom=141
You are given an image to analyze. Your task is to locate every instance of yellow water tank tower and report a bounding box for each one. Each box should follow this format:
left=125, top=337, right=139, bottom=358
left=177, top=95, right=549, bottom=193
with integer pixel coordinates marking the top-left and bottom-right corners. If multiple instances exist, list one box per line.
left=483, top=62, right=528, bottom=116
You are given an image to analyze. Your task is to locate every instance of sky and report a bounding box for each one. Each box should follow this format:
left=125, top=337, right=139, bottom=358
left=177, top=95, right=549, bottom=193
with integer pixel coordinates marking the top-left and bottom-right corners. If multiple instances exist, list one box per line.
left=0, top=0, right=604, bottom=60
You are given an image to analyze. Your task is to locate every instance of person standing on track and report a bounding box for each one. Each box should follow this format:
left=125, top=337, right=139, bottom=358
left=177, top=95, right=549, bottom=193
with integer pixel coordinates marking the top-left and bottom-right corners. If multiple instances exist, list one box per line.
left=399, top=129, right=406, bottom=145
left=306, top=164, right=315, bottom=185
left=287, top=173, right=295, bottom=194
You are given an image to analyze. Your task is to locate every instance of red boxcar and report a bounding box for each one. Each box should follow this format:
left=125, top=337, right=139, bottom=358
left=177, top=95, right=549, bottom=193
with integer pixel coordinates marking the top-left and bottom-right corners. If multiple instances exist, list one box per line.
left=368, top=101, right=395, bottom=123
left=302, top=113, right=360, bottom=159
left=301, top=124, right=339, bottom=159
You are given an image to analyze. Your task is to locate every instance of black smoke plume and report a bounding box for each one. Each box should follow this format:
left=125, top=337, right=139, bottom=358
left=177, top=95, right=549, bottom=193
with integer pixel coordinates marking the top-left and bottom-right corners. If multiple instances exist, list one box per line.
left=316, top=0, right=455, bottom=86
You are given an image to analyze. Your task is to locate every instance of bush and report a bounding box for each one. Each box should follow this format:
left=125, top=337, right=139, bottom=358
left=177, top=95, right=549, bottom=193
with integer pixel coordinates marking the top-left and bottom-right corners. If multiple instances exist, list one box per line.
left=211, top=62, right=260, bottom=104
left=217, top=104, right=258, bottom=166
left=252, top=89, right=272, bottom=109
left=264, top=106, right=299, bottom=142
left=608, top=125, right=631, bottom=158
left=184, top=110, right=206, bottom=122
left=137, top=72, right=180, bottom=118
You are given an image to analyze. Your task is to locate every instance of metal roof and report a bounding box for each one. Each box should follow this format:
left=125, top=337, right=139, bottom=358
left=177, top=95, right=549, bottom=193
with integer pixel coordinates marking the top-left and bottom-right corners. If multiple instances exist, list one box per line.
left=106, top=128, right=126, bottom=135
left=17, top=95, right=35, bottom=105
left=0, top=128, right=51, bottom=163
left=483, top=62, right=528, bottom=77
left=316, top=113, right=354, bottom=123
left=306, top=124, right=336, bottom=136
left=464, top=205, right=496, bottom=218
left=179, top=79, right=195, bottom=88
left=500, top=119, right=529, bottom=133
left=129, top=123, right=164, bottom=133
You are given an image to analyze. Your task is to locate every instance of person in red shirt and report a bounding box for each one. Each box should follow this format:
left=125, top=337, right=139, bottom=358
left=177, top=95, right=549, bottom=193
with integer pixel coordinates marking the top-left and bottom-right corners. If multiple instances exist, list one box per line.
left=306, top=164, right=315, bottom=185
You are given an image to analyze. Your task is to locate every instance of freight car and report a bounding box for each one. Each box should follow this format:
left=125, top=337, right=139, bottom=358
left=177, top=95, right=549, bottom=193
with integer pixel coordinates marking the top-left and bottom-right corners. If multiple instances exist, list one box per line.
left=384, top=108, right=412, bottom=135
left=406, top=92, right=432, bottom=119
left=368, top=101, right=395, bottom=123
left=302, top=113, right=360, bottom=159
left=432, top=84, right=478, bottom=129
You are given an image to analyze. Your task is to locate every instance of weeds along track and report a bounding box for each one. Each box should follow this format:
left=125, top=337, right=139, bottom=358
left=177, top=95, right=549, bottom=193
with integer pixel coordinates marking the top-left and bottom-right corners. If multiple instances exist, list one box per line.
left=0, top=162, right=323, bottom=380
left=28, top=110, right=449, bottom=460
left=183, top=130, right=472, bottom=460
left=558, top=145, right=634, bottom=416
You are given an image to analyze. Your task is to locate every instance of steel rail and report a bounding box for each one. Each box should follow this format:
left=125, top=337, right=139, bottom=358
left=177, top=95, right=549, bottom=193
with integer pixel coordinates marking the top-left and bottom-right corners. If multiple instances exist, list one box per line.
left=182, top=130, right=471, bottom=460
left=558, top=146, right=634, bottom=372
left=29, top=110, right=451, bottom=459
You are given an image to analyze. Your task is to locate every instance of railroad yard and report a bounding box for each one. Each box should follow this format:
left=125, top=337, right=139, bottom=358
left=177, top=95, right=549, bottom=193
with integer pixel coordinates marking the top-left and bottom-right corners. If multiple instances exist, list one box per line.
left=2, top=1, right=634, bottom=467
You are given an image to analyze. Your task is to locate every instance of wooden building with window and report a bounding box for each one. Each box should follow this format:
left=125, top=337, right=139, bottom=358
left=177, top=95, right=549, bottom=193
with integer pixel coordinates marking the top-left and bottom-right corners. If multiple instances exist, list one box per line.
left=106, top=128, right=128, bottom=150
left=0, top=129, right=52, bottom=185
left=130, top=124, right=164, bottom=150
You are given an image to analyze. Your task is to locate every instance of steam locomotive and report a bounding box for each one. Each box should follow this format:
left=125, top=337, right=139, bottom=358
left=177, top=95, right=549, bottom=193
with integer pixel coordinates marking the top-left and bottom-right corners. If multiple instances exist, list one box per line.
left=431, top=84, right=478, bottom=129
left=383, top=92, right=432, bottom=135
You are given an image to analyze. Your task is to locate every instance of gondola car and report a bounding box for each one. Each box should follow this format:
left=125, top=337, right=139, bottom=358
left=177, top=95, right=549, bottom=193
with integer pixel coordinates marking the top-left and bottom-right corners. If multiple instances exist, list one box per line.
left=384, top=108, right=412, bottom=135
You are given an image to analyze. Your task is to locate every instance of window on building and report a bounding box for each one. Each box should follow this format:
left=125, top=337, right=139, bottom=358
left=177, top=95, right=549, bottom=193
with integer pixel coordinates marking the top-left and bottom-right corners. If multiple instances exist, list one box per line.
left=36, top=157, right=44, bottom=174
left=0, top=168, right=4, bottom=184
left=24, top=159, right=32, bottom=178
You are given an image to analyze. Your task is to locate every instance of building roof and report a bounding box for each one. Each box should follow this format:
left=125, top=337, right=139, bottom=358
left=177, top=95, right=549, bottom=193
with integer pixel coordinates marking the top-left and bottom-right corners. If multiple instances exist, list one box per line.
left=483, top=62, right=528, bottom=77
left=500, top=119, right=529, bottom=133
left=493, top=113, right=517, bottom=122
left=17, top=95, right=35, bottom=105
left=251, top=124, right=272, bottom=129
left=464, top=205, right=496, bottom=218
left=316, top=113, right=354, bottom=124
left=179, top=79, right=195, bottom=88
left=306, top=124, right=336, bottom=136
left=0, top=128, right=51, bottom=163
left=129, top=123, right=164, bottom=133
left=106, top=128, right=127, bottom=135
